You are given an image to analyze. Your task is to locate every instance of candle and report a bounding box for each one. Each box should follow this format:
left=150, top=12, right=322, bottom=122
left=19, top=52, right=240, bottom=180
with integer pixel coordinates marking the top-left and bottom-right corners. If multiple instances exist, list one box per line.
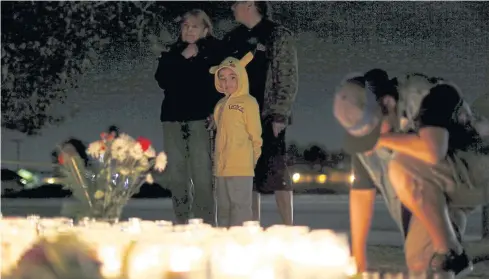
left=156, top=220, right=173, bottom=227
left=165, top=244, right=205, bottom=279
left=166, top=271, right=193, bottom=279
left=99, top=245, right=122, bottom=278
left=1, top=217, right=358, bottom=279
left=127, top=244, right=166, bottom=279
left=0, top=226, right=38, bottom=275
left=210, top=236, right=275, bottom=279
left=284, top=230, right=353, bottom=279
left=188, top=218, right=204, bottom=225
left=78, top=228, right=130, bottom=279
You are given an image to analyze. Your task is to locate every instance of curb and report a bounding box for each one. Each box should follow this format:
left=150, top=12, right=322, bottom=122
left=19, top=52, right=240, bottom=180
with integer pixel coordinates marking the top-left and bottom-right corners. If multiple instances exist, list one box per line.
left=1, top=195, right=383, bottom=207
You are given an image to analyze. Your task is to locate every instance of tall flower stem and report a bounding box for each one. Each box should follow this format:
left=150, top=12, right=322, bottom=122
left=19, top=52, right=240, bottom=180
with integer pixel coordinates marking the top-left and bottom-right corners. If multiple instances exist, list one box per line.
left=69, top=156, right=92, bottom=208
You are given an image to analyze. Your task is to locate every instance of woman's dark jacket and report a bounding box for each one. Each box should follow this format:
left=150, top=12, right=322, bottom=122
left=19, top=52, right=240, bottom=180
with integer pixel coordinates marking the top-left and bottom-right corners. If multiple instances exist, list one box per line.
left=155, top=37, right=225, bottom=122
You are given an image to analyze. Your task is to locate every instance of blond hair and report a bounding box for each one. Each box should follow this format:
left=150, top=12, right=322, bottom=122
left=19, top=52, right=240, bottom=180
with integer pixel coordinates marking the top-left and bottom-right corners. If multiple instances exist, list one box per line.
left=182, top=9, right=214, bottom=37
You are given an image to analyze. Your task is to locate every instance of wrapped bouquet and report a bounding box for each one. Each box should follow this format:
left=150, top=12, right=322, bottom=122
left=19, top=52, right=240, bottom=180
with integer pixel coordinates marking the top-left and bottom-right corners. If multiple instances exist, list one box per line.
left=57, top=132, right=167, bottom=221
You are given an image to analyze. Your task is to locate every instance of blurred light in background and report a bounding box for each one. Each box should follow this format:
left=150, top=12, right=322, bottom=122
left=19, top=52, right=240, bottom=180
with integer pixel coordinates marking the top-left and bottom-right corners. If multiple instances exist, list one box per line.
left=290, top=171, right=351, bottom=185
left=292, top=173, right=301, bottom=183
left=316, top=174, right=327, bottom=184
left=17, top=169, right=33, bottom=180
left=16, top=169, right=54, bottom=188
left=45, top=178, right=56, bottom=184
left=349, top=174, right=355, bottom=184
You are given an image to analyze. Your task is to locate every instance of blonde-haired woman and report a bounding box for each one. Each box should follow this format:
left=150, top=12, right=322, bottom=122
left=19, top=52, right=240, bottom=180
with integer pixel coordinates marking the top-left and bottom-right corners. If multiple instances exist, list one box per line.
left=155, top=9, right=224, bottom=226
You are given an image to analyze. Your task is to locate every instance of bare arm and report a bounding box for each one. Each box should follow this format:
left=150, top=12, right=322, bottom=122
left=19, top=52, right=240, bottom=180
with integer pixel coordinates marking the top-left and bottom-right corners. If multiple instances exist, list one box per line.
left=350, top=188, right=376, bottom=272
left=379, top=84, right=462, bottom=164
left=378, top=127, right=449, bottom=165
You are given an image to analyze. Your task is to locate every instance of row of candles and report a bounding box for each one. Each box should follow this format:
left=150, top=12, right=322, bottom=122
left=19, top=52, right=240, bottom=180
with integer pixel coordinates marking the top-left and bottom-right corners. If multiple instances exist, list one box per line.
left=1, top=215, right=356, bottom=279
left=1, top=216, right=456, bottom=279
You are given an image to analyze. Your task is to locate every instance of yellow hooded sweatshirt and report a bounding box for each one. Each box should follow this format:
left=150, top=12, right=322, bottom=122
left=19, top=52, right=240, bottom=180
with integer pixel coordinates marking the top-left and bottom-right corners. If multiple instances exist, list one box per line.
left=210, top=53, right=263, bottom=177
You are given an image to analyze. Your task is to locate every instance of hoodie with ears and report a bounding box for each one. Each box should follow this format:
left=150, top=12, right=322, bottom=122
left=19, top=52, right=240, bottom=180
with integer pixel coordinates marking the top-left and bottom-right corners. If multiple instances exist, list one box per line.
left=210, top=52, right=263, bottom=177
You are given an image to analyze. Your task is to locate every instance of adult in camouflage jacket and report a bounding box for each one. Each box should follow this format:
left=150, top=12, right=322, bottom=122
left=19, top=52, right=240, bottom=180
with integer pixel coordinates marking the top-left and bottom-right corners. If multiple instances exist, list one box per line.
left=224, top=1, right=298, bottom=225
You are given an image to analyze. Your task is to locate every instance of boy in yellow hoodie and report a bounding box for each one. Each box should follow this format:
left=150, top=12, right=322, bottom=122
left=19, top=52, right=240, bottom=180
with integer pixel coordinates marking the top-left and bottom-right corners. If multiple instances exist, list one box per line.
left=209, top=52, right=263, bottom=227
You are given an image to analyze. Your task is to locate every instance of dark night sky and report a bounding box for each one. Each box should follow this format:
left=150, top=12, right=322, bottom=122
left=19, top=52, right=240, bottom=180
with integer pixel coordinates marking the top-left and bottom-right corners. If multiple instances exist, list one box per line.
left=2, top=1, right=489, bottom=166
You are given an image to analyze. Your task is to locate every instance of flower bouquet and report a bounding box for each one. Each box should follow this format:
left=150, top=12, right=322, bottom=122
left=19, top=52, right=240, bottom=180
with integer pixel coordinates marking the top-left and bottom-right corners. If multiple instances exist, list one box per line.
left=57, top=132, right=167, bottom=222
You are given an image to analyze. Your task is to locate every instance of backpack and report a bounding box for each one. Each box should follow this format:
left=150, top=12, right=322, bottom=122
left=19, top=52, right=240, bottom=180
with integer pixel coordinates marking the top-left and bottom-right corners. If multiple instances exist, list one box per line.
left=396, top=73, right=488, bottom=135
left=395, top=73, right=446, bottom=132
left=471, top=93, right=489, bottom=139
left=465, top=93, right=489, bottom=192
left=396, top=74, right=489, bottom=191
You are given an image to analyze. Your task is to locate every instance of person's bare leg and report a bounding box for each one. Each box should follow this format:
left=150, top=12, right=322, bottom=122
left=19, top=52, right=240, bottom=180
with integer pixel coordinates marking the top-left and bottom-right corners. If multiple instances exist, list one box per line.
left=252, top=191, right=261, bottom=222
left=389, top=159, right=462, bottom=255
left=405, top=208, right=467, bottom=272
left=275, top=190, right=293, bottom=225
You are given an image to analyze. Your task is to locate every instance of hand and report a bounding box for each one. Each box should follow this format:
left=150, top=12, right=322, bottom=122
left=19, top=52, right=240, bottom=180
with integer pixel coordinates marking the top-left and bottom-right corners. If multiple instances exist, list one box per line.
left=181, top=44, right=198, bottom=59
left=363, top=142, right=380, bottom=156
left=362, top=136, right=383, bottom=156
left=399, top=117, right=409, bottom=132
left=206, top=115, right=216, bottom=131
left=272, top=122, right=286, bottom=137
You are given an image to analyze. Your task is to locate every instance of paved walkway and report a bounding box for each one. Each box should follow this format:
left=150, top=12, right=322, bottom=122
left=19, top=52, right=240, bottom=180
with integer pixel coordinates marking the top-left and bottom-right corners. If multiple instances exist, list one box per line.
left=368, top=245, right=489, bottom=278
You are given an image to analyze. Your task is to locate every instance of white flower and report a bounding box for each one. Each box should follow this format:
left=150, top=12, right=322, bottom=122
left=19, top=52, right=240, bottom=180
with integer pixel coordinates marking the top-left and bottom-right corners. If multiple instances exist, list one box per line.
left=154, top=152, right=167, bottom=172
left=144, top=146, right=156, bottom=158
left=145, top=173, right=154, bottom=184
left=138, top=157, right=150, bottom=170
left=119, top=134, right=135, bottom=142
left=111, top=137, right=130, bottom=162
left=129, top=143, right=144, bottom=160
left=87, top=140, right=105, bottom=158
left=120, top=168, right=130, bottom=176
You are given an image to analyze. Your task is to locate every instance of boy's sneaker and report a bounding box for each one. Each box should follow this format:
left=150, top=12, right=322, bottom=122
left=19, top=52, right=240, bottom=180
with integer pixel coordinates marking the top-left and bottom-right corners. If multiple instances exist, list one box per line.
left=430, top=249, right=474, bottom=278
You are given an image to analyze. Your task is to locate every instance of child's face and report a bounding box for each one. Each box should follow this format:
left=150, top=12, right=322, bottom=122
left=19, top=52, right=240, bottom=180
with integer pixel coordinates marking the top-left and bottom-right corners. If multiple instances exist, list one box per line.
left=218, top=67, right=238, bottom=95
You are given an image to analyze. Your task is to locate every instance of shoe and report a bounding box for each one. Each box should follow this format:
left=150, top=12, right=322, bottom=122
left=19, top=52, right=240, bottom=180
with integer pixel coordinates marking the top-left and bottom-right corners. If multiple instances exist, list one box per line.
left=430, top=249, right=474, bottom=278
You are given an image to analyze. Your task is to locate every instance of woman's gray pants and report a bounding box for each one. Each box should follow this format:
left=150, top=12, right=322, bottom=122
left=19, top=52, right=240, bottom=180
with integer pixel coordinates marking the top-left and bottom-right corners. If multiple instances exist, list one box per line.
left=162, top=120, right=216, bottom=225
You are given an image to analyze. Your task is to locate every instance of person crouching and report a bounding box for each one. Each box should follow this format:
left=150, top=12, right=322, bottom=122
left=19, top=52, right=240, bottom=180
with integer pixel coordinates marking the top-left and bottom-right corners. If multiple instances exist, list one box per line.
left=210, top=52, right=262, bottom=227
